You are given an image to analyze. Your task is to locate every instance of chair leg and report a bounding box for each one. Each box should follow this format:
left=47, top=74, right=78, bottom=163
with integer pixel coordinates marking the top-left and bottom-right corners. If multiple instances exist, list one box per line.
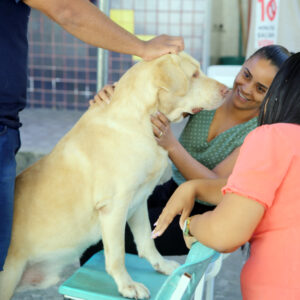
left=205, top=254, right=224, bottom=280
left=204, top=277, right=215, bottom=300
left=194, top=274, right=206, bottom=300
left=195, top=253, right=227, bottom=300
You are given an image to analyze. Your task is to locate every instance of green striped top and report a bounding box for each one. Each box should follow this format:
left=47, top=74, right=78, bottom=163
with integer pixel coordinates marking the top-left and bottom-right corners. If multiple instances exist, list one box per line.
left=172, top=109, right=258, bottom=204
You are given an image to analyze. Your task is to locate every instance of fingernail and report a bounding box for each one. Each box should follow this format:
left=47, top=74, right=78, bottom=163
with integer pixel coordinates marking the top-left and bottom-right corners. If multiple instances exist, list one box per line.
left=153, top=222, right=157, bottom=227
left=151, top=230, right=159, bottom=239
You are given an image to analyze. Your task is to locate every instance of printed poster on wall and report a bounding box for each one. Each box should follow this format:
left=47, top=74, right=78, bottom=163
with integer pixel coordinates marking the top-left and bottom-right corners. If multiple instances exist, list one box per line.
left=255, top=0, right=280, bottom=48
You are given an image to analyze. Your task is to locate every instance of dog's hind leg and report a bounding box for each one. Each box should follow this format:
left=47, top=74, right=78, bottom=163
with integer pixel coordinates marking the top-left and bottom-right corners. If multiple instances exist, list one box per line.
left=17, top=260, right=61, bottom=292
left=128, top=201, right=179, bottom=274
left=0, top=254, right=26, bottom=300
left=99, top=203, right=150, bottom=300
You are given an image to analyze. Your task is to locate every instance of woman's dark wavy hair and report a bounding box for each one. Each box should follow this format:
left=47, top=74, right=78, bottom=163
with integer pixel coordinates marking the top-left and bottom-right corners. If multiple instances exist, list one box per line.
left=258, top=52, right=300, bottom=126
left=248, top=44, right=291, bottom=69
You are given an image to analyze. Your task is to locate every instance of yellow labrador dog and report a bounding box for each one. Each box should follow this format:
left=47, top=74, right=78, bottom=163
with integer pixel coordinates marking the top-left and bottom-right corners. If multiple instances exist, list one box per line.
left=0, top=52, right=227, bottom=300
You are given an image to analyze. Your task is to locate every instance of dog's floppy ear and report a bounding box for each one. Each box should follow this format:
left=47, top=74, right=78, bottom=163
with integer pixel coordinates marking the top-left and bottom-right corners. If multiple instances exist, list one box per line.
left=153, top=54, right=189, bottom=96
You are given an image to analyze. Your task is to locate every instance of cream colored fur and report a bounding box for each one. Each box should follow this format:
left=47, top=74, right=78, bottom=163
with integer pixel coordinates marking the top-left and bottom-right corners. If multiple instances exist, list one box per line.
left=0, top=52, right=226, bottom=299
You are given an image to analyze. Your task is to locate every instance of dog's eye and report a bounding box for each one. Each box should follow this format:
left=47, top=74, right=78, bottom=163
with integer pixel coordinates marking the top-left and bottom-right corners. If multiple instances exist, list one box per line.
left=192, top=70, right=200, bottom=78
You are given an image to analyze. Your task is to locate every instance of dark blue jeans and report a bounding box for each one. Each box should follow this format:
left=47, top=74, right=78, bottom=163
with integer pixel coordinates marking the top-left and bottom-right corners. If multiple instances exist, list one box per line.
left=0, top=125, right=20, bottom=271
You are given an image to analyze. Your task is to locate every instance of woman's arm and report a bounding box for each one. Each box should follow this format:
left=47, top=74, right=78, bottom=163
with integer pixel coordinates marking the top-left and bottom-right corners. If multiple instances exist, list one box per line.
left=153, top=188, right=265, bottom=253
left=169, top=142, right=240, bottom=180
left=190, top=178, right=228, bottom=205
left=151, top=179, right=227, bottom=236
left=23, top=0, right=184, bottom=61
left=151, top=112, right=241, bottom=180
left=187, top=193, right=265, bottom=252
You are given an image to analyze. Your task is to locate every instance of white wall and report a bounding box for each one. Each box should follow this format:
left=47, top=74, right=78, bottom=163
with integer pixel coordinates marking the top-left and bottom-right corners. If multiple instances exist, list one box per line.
left=210, top=0, right=249, bottom=64
left=209, top=0, right=300, bottom=65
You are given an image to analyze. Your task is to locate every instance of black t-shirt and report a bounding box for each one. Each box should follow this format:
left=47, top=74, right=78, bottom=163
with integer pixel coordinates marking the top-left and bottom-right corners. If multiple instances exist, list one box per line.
left=0, top=0, right=31, bottom=129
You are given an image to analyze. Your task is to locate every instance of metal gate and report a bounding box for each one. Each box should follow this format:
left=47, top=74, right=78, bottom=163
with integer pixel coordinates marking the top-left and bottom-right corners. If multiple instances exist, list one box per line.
left=27, top=0, right=211, bottom=110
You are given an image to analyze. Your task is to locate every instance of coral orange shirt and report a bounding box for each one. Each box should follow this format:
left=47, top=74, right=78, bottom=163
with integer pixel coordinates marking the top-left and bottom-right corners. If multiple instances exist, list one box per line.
left=222, top=123, right=300, bottom=300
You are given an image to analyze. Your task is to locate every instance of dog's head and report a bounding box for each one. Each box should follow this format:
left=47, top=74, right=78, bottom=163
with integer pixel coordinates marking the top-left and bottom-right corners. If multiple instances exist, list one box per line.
left=152, top=52, right=228, bottom=122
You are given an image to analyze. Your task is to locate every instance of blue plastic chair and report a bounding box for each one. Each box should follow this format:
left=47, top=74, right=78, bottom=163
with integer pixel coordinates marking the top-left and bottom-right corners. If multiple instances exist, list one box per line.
left=59, top=242, right=220, bottom=300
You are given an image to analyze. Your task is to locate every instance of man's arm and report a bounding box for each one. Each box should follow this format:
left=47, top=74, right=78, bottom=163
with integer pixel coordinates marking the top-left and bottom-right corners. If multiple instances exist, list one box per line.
left=23, top=0, right=184, bottom=61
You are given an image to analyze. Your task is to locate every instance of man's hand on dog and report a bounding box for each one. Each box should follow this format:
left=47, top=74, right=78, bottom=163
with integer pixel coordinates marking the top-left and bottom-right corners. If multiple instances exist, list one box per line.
left=140, top=35, right=184, bottom=61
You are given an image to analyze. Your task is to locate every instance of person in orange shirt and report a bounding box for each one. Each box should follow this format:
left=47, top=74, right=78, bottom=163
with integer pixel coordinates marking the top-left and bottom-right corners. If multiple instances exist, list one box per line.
left=152, top=52, right=300, bottom=300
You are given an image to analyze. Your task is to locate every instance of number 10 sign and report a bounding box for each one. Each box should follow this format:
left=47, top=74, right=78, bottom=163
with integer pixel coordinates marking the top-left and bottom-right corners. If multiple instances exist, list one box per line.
left=255, top=0, right=280, bottom=48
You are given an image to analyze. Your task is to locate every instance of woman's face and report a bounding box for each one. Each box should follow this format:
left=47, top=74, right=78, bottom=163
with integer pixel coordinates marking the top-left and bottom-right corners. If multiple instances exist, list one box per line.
left=231, top=56, right=278, bottom=111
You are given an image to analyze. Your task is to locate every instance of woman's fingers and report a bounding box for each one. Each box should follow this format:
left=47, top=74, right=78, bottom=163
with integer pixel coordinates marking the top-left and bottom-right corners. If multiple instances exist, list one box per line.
left=151, top=210, right=175, bottom=239
left=151, top=115, right=163, bottom=137
left=152, top=124, right=163, bottom=139
left=96, top=92, right=109, bottom=104
left=151, top=112, right=170, bottom=138
left=151, top=197, right=181, bottom=239
left=105, top=84, right=115, bottom=98
left=90, top=84, right=116, bottom=106
left=156, top=111, right=169, bottom=126
left=97, top=84, right=114, bottom=103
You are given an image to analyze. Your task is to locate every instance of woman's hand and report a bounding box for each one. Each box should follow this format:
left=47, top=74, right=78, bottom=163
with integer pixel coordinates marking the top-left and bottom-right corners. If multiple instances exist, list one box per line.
left=151, top=112, right=177, bottom=151
left=151, top=180, right=197, bottom=239
left=89, top=82, right=117, bottom=106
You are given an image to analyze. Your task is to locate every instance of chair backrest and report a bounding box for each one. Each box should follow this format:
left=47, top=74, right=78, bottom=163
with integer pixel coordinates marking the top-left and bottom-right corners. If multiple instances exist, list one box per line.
left=155, top=242, right=220, bottom=300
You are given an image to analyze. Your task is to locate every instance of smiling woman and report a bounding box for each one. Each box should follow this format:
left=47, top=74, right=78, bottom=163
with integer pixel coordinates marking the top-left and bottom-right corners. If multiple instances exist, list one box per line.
left=153, top=52, right=300, bottom=300
left=170, top=44, right=291, bottom=186
left=232, top=55, right=279, bottom=109
left=143, top=45, right=291, bottom=256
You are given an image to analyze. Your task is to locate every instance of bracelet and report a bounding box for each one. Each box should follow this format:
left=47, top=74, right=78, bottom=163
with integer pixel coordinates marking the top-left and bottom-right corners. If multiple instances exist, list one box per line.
left=183, top=217, right=192, bottom=237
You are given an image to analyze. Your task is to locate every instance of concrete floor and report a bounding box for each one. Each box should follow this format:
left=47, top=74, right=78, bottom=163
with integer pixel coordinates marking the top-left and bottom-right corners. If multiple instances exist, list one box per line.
left=10, top=108, right=245, bottom=299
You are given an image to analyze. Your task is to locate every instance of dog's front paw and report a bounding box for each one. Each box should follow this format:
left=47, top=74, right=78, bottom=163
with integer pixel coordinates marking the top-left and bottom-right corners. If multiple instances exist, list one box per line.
left=153, top=258, right=180, bottom=275
left=119, top=281, right=150, bottom=299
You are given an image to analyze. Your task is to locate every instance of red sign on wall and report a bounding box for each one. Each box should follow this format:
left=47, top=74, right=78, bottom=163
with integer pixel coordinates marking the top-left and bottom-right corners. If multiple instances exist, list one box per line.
left=255, top=0, right=280, bottom=48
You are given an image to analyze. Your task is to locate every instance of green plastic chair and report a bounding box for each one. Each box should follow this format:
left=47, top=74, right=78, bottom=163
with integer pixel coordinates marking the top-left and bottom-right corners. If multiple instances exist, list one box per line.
left=59, top=242, right=220, bottom=300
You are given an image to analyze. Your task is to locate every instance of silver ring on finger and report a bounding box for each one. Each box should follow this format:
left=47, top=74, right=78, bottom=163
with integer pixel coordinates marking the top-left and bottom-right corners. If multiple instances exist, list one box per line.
left=159, top=131, right=163, bottom=138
